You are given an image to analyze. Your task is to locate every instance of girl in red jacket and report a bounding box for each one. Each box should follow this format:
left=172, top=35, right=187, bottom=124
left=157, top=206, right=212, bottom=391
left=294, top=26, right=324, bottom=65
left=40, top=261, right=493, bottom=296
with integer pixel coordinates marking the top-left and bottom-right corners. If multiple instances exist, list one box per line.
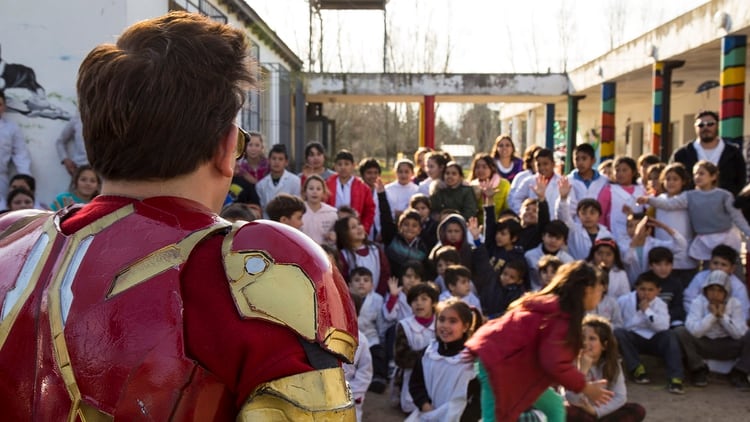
left=465, top=261, right=614, bottom=422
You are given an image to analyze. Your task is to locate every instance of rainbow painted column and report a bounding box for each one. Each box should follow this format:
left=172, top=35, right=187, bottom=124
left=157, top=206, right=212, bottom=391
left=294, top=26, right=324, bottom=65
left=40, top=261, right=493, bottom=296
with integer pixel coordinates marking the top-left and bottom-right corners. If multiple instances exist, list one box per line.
left=720, top=35, right=746, bottom=148
left=651, top=61, right=684, bottom=160
left=652, top=63, right=664, bottom=156
left=601, top=82, right=616, bottom=161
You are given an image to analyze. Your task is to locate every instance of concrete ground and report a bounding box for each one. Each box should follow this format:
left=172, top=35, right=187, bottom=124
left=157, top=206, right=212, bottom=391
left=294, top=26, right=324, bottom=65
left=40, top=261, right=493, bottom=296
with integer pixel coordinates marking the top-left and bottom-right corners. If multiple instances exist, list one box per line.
left=361, top=362, right=750, bottom=421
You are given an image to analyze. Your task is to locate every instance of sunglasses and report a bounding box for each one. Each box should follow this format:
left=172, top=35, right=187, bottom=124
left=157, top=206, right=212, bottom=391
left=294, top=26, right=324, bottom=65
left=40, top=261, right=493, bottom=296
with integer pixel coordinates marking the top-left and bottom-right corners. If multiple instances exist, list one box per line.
left=236, top=127, right=250, bottom=159
left=695, top=121, right=716, bottom=128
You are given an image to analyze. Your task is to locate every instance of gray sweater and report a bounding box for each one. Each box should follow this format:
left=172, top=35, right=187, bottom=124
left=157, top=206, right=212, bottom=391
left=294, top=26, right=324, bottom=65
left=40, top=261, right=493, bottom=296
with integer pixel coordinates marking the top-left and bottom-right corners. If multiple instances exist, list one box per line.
left=648, top=188, right=750, bottom=236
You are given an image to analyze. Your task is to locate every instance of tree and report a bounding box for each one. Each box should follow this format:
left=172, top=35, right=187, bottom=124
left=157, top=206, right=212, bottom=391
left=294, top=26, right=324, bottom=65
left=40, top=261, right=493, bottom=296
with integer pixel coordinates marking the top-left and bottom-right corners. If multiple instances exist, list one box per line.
left=458, top=105, right=499, bottom=154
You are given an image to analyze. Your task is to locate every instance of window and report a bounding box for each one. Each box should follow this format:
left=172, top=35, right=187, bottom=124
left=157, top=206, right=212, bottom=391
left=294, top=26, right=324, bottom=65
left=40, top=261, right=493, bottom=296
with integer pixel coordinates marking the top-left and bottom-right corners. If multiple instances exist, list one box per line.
left=169, top=0, right=227, bottom=23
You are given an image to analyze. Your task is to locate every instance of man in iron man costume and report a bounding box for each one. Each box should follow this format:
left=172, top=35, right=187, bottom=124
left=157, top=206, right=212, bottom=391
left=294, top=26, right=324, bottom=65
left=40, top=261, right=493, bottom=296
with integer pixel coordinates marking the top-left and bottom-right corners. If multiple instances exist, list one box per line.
left=0, top=11, right=358, bottom=421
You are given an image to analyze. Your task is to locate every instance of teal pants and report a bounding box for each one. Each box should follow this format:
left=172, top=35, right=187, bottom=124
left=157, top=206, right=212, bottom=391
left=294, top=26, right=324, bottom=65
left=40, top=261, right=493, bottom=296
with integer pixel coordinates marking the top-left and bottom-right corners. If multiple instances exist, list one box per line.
left=476, top=361, right=565, bottom=422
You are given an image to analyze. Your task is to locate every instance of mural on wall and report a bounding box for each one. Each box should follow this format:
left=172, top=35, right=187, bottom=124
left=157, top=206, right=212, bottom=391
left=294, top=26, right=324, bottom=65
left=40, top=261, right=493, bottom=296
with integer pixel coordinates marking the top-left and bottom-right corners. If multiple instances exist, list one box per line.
left=0, top=44, right=71, bottom=120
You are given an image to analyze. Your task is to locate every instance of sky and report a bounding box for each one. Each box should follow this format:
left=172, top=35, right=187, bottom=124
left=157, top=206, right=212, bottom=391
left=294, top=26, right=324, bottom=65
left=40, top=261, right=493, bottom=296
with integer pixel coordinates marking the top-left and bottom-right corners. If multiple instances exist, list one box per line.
left=247, top=0, right=708, bottom=124
left=249, top=0, right=707, bottom=74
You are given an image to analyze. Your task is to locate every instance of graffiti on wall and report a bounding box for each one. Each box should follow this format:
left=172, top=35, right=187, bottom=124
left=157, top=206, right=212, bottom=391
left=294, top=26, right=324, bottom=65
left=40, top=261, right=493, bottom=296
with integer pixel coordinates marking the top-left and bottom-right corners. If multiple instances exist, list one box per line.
left=0, top=44, right=71, bottom=120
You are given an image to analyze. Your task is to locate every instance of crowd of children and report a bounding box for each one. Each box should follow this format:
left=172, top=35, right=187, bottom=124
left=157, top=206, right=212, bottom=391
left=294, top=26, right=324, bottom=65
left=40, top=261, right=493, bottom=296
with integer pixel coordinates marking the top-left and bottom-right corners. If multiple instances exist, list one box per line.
left=208, top=127, right=750, bottom=421
left=11, top=116, right=750, bottom=420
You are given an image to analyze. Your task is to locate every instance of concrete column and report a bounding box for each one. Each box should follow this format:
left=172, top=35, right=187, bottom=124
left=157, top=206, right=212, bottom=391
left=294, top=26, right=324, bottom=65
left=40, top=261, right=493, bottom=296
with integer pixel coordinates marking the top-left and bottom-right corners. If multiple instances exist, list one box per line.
left=651, top=60, right=684, bottom=160
left=527, top=109, right=536, bottom=149
left=423, top=95, right=435, bottom=149
left=294, top=79, right=305, bottom=173
left=720, top=35, right=746, bottom=148
left=545, top=104, right=555, bottom=150
left=511, top=116, right=522, bottom=149
left=566, top=95, right=586, bottom=173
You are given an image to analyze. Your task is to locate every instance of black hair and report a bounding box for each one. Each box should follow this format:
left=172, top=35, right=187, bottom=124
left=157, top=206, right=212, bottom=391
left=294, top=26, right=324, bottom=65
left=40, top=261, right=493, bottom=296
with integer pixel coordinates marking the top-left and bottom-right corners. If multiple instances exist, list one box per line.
left=587, top=238, right=625, bottom=270
left=576, top=198, right=602, bottom=215
left=304, top=141, right=325, bottom=157
left=496, top=218, right=522, bottom=240
left=696, top=110, right=719, bottom=122
left=444, top=264, right=471, bottom=287
left=648, top=246, right=673, bottom=265
left=398, top=209, right=422, bottom=227
left=635, top=270, right=660, bottom=288
left=9, top=174, right=36, bottom=192
left=711, top=244, right=739, bottom=265
left=614, top=156, right=638, bottom=185
left=350, top=266, right=373, bottom=280
left=334, top=149, right=355, bottom=164
left=358, top=157, right=381, bottom=176
left=502, top=259, right=528, bottom=280
left=402, top=260, right=425, bottom=280
left=434, top=245, right=461, bottom=265
left=6, top=187, right=34, bottom=209
left=220, top=203, right=256, bottom=222
left=269, top=143, right=288, bottom=159
left=574, top=143, right=596, bottom=159
left=533, top=148, right=554, bottom=162
left=407, top=282, right=439, bottom=305
left=542, top=219, right=569, bottom=241
left=436, top=298, right=483, bottom=341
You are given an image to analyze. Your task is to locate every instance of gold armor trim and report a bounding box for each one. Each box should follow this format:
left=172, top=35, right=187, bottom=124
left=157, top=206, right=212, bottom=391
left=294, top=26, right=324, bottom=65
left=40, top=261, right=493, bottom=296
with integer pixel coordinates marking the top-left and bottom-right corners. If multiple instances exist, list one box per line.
left=107, top=221, right=231, bottom=298
left=0, top=210, right=49, bottom=241
left=237, top=368, right=355, bottom=421
left=47, top=205, right=134, bottom=421
left=323, top=328, right=357, bottom=364
left=222, top=224, right=317, bottom=340
left=0, top=218, right=56, bottom=350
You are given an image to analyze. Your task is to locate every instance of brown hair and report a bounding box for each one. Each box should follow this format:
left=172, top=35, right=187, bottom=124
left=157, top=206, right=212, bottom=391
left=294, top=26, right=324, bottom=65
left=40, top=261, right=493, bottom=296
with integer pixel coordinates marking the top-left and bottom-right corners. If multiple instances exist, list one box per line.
left=469, top=153, right=498, bottom=182
left=77, top=11, right=255, bottom=180
left=511, top=261, right=605, bottom=348
left=435, top=298, right=483, bottom=341
left=693, top=160, right=719, bottom=187
left=492, top=134, right=517, bottom=160
left=582, top=315, right=621, bottom=386
left=265, top=193, right=305, bottom=222
left=302, top=174, right=329, bottom=201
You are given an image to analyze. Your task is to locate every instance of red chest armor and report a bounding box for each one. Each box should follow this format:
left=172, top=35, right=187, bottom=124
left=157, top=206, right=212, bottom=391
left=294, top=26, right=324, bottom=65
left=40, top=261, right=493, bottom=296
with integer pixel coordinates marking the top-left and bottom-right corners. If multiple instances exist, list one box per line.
left=0, top=197, right=357, bottom=421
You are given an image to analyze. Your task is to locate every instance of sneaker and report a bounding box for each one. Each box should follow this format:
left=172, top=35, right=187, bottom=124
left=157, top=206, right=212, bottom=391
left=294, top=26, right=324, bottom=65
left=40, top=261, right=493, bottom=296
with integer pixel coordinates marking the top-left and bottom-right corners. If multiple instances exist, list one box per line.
left=368, top=378, right=387, bottom=394
left=729, top=370, right=750, bottom=392
left=668, top=378, right=685, bottom=395
left=632, top=364, right=651, bottom=384
left=691, top=367, right=709, bottom=387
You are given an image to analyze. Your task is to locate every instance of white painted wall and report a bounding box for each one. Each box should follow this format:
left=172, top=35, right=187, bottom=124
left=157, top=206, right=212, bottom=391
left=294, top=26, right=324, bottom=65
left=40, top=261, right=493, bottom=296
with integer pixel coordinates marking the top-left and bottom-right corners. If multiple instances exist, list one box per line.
left=1, top=0, right=297, bottom=206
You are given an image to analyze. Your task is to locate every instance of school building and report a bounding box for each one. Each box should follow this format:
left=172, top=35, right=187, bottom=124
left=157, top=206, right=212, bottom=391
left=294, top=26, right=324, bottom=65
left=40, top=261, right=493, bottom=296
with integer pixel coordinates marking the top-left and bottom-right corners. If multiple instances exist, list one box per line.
left=1, top=0, right=748, bottom=204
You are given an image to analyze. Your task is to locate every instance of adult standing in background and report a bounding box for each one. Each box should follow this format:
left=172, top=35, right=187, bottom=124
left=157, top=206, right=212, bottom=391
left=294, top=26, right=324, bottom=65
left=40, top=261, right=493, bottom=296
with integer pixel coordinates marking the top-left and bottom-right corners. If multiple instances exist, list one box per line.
left=671, top=110, right=746, bottom=196
left=299, top=141, right=336, bottom=186
left=491, top=134, right=524, bottom=183
left=55, top=113, right=89, bottom=176
left=0, top=90, right=31, bottom=203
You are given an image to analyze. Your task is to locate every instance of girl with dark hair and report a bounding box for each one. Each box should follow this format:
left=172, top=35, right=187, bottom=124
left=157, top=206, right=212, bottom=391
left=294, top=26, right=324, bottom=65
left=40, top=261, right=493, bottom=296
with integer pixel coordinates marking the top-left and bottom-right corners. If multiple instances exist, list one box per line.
left=596, top=156, right=645, bottom=241
left=334, top=215, right=391, bottom=296
left=408, top=298, right=483, bottom=421
left=491, top=135, right=524, bottom=182
left=430, top=161, right=478, bottom=221
left=587, top=238, right=629, bottom=300
left=565, top=315, right=646, bottom=422
left=413, top=147, right=434, bottom=185
left=50, top=165, right=101, bottom=211
left=299, top=141, right=335, bottom=185
left=470, top=153, right=510, bottom=224
left=417, top=151, right=450, bottom=196
left=466, top=261, right=613, bottom=422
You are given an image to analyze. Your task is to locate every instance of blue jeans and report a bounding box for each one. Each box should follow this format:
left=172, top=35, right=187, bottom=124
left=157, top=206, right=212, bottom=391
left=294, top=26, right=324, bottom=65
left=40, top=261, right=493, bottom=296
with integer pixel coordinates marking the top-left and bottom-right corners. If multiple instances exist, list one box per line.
left=614, top=328, right=684, bottom=379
